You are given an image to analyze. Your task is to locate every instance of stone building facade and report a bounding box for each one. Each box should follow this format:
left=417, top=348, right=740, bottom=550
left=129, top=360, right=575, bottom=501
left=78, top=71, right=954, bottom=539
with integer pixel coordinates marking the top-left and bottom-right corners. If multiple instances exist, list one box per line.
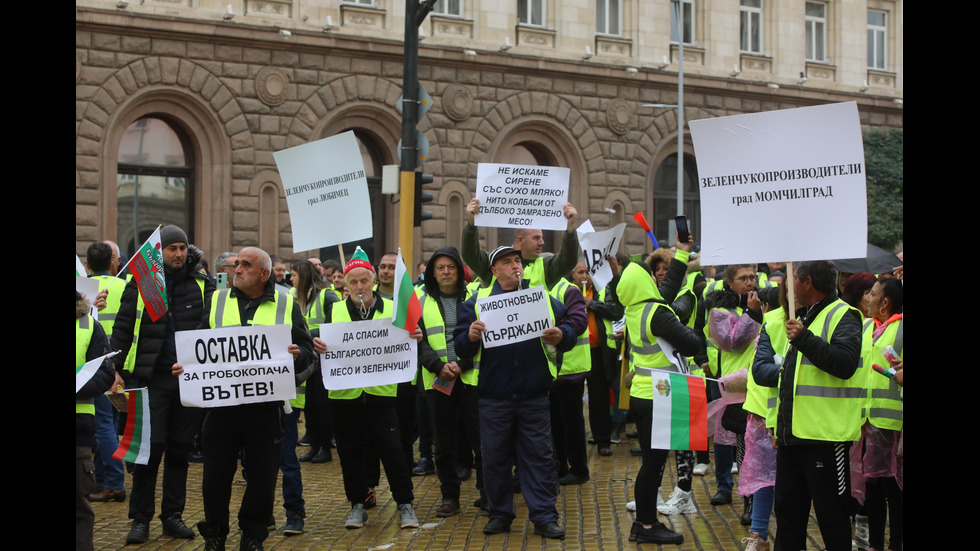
left=76, top=0, right=903, bottom=266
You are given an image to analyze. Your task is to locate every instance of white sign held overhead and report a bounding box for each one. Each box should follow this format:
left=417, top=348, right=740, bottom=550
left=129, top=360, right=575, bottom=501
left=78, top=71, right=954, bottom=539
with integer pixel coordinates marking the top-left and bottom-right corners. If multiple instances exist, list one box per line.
left=476, top=286, right=553, bottom=348
left=319, top=318, right=418, bottom=391
left=475, top=163, right=570, bottom=231
left=175, top=325, right=296, bottom=408
left=274, top=131, right=373, bottom=252
left=576, top=220, right=627, bottom=291
left=689, top=101, right=867, bottom=265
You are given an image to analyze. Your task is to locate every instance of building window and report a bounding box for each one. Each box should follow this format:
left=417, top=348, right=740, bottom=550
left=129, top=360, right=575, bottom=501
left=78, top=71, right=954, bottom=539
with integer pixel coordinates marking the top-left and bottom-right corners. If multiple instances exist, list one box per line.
left=652, top=153, right=700, bottom=248
left=740, top=0, right=762, bottom=54
left=432, top=0, right=462, bottom=17
left=669, top=0, right=694, bottom=45
left=867, top=9, right=886, bottom=69
left=518, top=0, right=544, bottom=26
left=116, top=117, right=193, bottom=258
left=596, top=0, right=621, bottom=36
left=805, top=1, right=826, bottom=62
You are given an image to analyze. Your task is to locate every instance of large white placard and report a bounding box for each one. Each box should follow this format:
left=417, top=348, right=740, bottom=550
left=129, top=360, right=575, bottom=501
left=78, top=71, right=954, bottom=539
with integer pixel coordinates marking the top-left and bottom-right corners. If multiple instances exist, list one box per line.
left=319, top=318, right=417, bottom=390
left=576, top=220, right=627, bottom=291
left=176, top=324, right=296, bottom=408
left=274, top=131, right=372, bottom=252
left=476, top=286, right=552, bottom=348
left=689, top=102, right=867, bottom=265
left=474, top=163, right=569, bottom=231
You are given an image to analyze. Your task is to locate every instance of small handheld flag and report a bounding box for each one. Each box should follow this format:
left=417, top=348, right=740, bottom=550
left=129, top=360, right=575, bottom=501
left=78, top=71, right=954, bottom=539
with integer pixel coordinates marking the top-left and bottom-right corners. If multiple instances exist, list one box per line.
left=632, top=212, right=660, bottom=250
left=392, top=248, right=422, bottom=334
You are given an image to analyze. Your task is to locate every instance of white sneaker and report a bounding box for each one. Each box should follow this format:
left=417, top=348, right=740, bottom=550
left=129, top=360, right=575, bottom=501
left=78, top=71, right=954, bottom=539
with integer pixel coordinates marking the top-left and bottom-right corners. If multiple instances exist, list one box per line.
left=657, top=489, right=697, bottom=515
left=853, top=514, right=869, bottom=549
left=693, top=463, right=709, bottom=476
left=741, top=533, right=770, bottom=551
left=398, top=503, right=419, bottom=529
left=626, top=500, right=636, bottom=511
left=346, top=504, right=367, bottom=529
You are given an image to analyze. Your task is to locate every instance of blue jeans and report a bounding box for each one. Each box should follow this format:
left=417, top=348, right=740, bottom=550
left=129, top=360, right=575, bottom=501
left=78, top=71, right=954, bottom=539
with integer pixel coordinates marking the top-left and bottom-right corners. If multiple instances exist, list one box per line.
left=714, top=443, right=734, bottom=493
left=280, top=408, right=304, bottom=515
left=752, top=485, right=774, bottom=539
left=92, top=393, right=125, bottom=490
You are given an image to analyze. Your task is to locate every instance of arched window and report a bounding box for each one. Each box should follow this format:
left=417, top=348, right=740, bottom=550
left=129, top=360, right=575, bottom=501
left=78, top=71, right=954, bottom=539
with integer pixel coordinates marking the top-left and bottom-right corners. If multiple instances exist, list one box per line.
left=447, top=192, right=465, bottom=252
left=652, top=153, right=700, bottom=247
left=116, top=117, right=194, bottom=257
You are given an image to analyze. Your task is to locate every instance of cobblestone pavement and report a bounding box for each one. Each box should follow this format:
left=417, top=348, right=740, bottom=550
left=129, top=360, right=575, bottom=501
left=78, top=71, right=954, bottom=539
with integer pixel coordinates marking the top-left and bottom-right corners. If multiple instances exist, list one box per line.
left=92, top=425, right=847, bottom=550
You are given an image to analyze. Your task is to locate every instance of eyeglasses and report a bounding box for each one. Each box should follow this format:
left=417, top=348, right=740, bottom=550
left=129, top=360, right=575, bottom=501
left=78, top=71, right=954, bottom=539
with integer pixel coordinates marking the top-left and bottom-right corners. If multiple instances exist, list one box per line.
left=735, top=275, right=757, bottom=282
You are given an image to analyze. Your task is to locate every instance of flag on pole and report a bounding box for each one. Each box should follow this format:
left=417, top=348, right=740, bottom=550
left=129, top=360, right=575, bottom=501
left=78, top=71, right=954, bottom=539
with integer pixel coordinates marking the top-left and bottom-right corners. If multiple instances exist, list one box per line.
left=392, top=248, right=422, bottom=334
left=76, top=351, right=118, bottom=393
left=131, top=227, right=169, bottom=322
left=113, top=388, right=152, bottom=465
left=651, top=371, right=708, bottom=451
left=75, top=255, right=88, bottom=277
left=632, top=212, right=660, bottom=250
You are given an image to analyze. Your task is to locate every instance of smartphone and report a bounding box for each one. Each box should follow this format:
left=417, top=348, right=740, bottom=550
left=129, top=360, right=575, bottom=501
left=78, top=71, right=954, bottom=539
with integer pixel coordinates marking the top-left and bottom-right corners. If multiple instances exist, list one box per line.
left=216, top=272, right=228, bottom=289
left=675, top=215, right=690, bottom=243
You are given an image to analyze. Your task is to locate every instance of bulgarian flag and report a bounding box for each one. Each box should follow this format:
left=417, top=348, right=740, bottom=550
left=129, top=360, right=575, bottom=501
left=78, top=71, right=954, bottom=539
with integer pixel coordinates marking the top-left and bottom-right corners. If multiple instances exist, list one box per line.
left=130, top=227, right=169, bottom=322
left=392, top=248, right=422, bottom=334
left=75, top=254, right=87, bottom=277
left=651, top=371, right=708, bottom=451
left=113, top=388, right=152, bottom=465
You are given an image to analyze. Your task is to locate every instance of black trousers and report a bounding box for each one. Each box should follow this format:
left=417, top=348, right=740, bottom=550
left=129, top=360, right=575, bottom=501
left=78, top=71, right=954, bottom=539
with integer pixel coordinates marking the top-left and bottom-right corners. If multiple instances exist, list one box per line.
left=549, top=380, right=589, bottom=478
left=330, top=393, right=414, bottom=505
left=200, top=403, right=283, bottom=540
left=129, top=375, right=199, bottom=523
left=426, top=381, right=482, bottom=500
left=586, top=347, right=615, bottom=448
left=630, top=396, right=669, bottom=525
left=774, top=443, right=853, bottom=551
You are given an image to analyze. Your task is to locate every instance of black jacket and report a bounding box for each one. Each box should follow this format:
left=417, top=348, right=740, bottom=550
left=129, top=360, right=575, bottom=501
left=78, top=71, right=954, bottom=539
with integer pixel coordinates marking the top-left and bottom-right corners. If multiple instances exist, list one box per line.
left=775, top=293, right=862, bottom=446
left=111, top=245, right=215, bottom=384
left=200, top=276, right=316, bottom=386
left=418, top=246, right=475, bottom=378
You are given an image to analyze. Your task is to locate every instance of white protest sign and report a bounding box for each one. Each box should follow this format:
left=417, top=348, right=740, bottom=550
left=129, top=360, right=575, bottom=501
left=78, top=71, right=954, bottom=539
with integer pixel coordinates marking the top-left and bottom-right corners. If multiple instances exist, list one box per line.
left=476, top=286, right=552, bottom=348
left=319, top=318, right=417, bottom=390
left=475, top=163, right=569, bottom=231
left=577, top=220, right=627, bottom=291
left=175, top=324, right=296, bottom=408
left=689, top=101, right=867, bottom=265
left=76, top=276, right=102, bottom=319
left=274, top=131, right=372, bottom=252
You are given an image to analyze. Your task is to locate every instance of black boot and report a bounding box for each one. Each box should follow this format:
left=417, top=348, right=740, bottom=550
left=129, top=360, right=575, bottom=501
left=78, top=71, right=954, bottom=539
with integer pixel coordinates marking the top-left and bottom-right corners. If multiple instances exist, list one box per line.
left=196, top=521, right=226, bottom=551
left=740, top=495, right=752, bottom=526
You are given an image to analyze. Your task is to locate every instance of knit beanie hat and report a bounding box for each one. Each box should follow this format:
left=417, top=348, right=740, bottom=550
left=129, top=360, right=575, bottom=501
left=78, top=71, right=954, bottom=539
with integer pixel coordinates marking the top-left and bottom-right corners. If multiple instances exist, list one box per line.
left=160, top=225, right=189, bottom=247
left=344, top=246, right=374, bottom=274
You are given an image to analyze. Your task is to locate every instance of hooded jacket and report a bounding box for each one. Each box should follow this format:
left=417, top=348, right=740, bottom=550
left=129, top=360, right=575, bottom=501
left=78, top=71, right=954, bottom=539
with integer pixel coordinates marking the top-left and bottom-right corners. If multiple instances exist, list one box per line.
left=617, top=262, right=703, bottom=365
left=418, top=246, right=475, bottom=378
left=111, top=245, right=216, bottom=383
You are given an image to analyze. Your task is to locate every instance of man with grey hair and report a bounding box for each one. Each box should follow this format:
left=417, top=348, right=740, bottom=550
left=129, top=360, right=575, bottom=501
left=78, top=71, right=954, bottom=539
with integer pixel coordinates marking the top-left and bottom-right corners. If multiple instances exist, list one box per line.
left=214, top=252, right=238, bottom=287
left=175, top=246, right=315, bottom=551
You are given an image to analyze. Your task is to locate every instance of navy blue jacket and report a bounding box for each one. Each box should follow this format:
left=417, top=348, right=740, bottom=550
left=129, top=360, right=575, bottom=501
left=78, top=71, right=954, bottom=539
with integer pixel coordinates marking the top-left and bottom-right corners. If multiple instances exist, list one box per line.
left=453, top=279, right=576, bottom=400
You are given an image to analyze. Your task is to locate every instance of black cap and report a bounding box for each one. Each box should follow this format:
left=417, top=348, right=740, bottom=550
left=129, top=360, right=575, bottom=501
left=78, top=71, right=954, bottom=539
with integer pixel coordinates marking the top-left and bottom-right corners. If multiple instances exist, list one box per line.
left=489, top=246, right=521, bottom=265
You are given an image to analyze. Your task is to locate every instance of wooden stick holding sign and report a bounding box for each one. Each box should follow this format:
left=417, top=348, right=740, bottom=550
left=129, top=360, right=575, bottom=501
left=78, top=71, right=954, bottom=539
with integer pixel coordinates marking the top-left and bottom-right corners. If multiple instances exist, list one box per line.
left=786, top=261, right=796, bottom=321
